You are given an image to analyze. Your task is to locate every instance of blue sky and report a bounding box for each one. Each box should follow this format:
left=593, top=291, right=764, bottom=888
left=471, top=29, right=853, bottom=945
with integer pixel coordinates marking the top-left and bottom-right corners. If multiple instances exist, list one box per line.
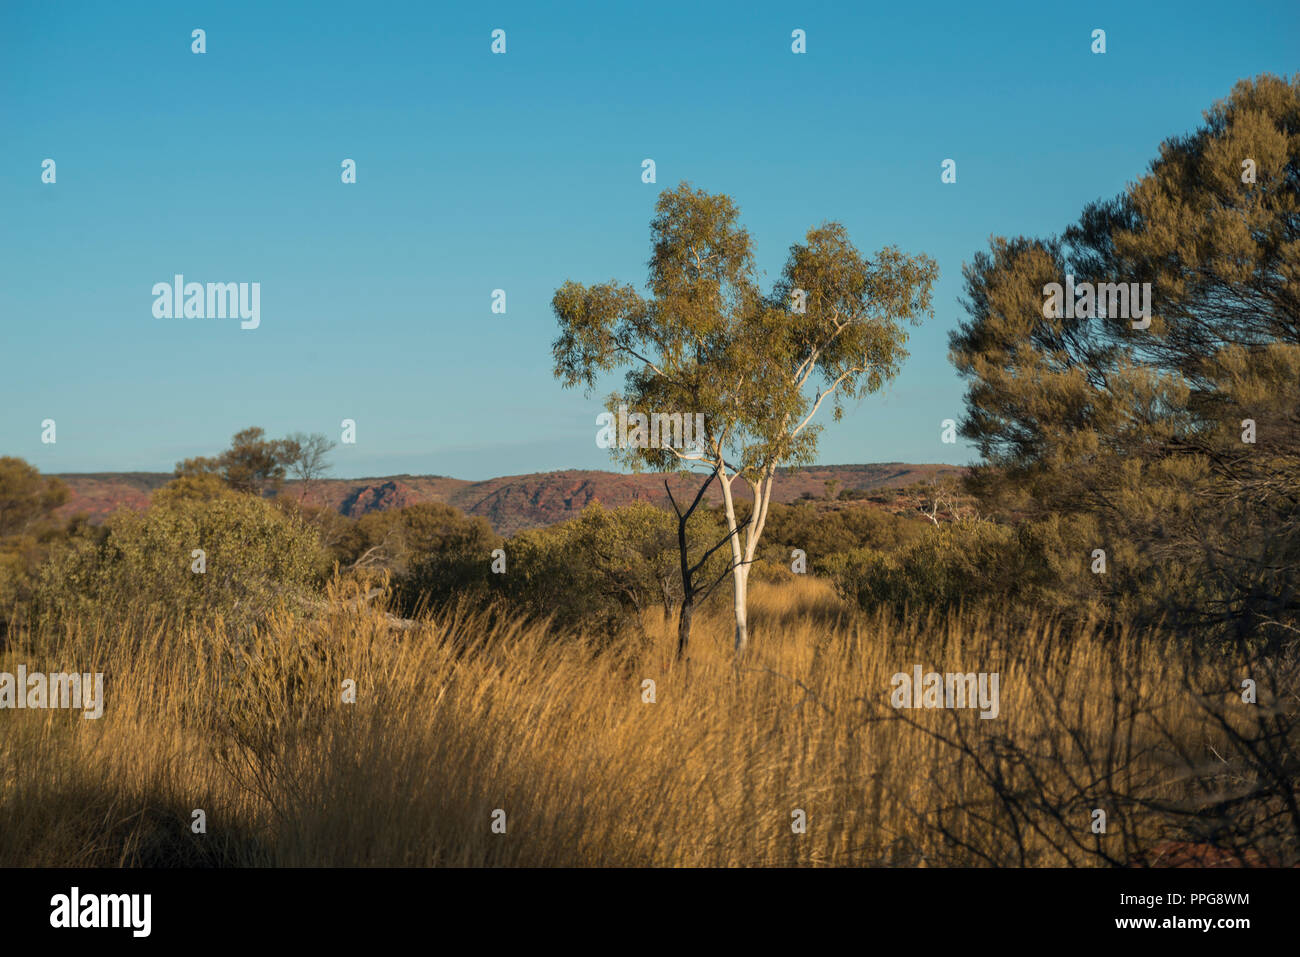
left=2, top=0, right=1296, bottom=480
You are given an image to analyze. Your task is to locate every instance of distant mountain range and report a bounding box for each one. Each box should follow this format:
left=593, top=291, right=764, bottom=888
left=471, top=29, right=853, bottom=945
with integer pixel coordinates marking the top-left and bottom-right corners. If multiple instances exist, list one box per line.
left=54, top=463, right=967, bottom=536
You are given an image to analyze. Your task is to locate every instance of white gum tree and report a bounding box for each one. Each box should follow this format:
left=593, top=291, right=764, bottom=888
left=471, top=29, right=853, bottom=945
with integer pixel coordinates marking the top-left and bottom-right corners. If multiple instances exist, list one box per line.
left=552, top=182, right=937, bottom=653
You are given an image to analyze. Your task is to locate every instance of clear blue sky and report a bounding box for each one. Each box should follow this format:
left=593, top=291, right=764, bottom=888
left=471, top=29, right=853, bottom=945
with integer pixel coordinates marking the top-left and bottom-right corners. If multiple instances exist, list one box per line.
left=2, top=1, right=1295, bottom=480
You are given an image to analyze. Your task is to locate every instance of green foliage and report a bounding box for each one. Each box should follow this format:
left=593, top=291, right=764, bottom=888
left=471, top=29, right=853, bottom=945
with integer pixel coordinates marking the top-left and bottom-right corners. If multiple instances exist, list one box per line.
left=823, top=518, right=1098, bottom=617
left=0, top=458, right=72, bottom=632
left=153, top=472, right=242, bottom=506
left=552, top=182, right=939, bottom=647
left=175, top=426, right=320, bottom=497
left=0, top=457, right=69, bottom=538
left=553, top=183, right=939, bottom=480
left=335, top=502, right=501, bottom=614
left=949, top=74, right=1300, bottom=648
left=35, top=493, right=328, bottom=632
left=721, top=500, right=925, bottom=569
left=498, top=501, right=728, bottom=639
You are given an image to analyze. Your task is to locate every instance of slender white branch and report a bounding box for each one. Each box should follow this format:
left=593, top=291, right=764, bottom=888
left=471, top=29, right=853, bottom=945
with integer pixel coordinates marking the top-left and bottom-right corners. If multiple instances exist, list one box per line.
left=791, top=370, right=855, bottom=438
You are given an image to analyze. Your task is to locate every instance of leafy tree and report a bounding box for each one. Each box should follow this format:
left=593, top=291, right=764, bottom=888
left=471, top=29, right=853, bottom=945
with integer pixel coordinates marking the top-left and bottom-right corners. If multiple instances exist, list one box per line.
left=176, top=427, right=300, bottom=497
left=569, top=500, right=682, bottom=627
left=153, top=472, right=241, bottom=506
left=0, top=458, right=72, bottom=633
left=950, top=73, right=1300, bottom=647
left=553, top=182, right=937, bottom=652
left=386, top=504, right=500, bottom=613
left=0, top=457, right=69, bottom=538
left=823, top=515, right=1104, bottom=619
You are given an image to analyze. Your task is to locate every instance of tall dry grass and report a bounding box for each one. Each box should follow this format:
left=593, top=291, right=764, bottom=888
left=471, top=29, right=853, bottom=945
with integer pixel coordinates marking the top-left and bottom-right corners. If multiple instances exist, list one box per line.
left=1, top=576, right=1295, bottom=866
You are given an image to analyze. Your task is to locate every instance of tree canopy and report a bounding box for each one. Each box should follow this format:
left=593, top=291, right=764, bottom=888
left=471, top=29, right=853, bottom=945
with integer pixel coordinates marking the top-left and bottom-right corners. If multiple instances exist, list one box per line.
left=553, top=182, right=938, bottom=650
left=950, top=73, right=1300, bottom=646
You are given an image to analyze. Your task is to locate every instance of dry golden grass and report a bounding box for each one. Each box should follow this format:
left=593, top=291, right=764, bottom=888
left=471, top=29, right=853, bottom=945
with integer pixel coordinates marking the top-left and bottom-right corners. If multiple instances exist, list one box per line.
left=1, top=576, right=1293, bottom=867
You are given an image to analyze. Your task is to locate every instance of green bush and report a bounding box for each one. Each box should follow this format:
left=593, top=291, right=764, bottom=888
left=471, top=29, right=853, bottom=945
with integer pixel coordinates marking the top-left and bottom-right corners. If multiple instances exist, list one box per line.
left=399, top=506, right=501, bottom=612
left=822, top=516, right=1105, bottom=617
left=493, top=501, right=729, bottom=640
left=333, top=503, right=501, bottom=614
left=35, top=492, right=329, bottom=632
left=0, top=457, right=72, bottom=636
left=496, top=502, right=673, bottom=637
left=715, top=499, right=925, bottom=570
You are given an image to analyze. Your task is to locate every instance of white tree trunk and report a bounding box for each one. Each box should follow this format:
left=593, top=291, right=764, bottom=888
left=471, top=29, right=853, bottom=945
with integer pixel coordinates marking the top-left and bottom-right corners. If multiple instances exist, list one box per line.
left=732, top=564, right=750, bottom=653
left=717, top=470, right=748, bottom=653
left=717, top=466, right=776, bottom=655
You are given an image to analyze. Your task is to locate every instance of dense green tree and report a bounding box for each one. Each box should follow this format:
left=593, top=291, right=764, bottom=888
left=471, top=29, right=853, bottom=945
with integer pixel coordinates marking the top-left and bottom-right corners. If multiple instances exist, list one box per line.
left=823, top=514, right=1107, bottom=619
left=0, top=458, right=72, bottom=633
left=0, top=457, right=68, bottom=538
left=154, top=472, right=241, bottom=505
left=950, top=73, right=1300, bottom=646
left=176, top=427, right=301, bottom=497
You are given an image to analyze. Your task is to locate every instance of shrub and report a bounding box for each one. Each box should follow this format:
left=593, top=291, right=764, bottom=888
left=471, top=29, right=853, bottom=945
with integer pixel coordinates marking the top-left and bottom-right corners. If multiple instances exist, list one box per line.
left=333, top=503, right=501, bottom=614
left=0, top=458, right=72, bottom=637
left=822, top=517, right=1101, bottom=617
left=493, top=501, right=730, bottom=640
left=755, top=500, right=926, bottom=565
left=496, top=502, right=673, bottom=637
left=35, top=493, right=328, bottom=633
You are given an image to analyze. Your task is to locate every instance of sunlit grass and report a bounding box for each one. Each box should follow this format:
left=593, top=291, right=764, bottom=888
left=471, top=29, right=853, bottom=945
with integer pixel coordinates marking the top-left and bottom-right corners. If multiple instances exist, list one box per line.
left=1, top=576, right=1292, bottom=866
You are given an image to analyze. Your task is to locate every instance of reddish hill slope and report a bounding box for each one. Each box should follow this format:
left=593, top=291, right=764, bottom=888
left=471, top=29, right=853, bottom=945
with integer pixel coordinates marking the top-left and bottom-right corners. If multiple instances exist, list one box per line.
left=55, top=463, right=965, bottom=535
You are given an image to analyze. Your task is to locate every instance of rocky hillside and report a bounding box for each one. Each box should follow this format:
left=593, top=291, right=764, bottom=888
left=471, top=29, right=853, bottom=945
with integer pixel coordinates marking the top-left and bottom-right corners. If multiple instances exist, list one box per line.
left=55, top=463, right=966, bottom=535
